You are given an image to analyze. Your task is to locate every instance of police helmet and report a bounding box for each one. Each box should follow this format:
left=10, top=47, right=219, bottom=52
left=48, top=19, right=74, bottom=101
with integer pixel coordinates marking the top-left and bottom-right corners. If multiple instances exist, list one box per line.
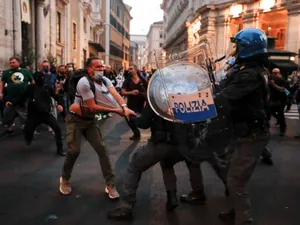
left=231, top=28, right=267, bottom=59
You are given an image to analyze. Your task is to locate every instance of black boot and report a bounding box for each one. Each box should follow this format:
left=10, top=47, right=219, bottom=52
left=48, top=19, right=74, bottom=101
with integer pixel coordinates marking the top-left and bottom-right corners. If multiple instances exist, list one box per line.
left=57, top=148, right=66, bottom=156
left=261, top=157, right=273, bottom=165
left=180, top=191, right=206, bottom=204
left=107, top=207, right=133, bottom=220
left=219, top=208, right=235, bottom=222
left=166, top=190, right=178, bottom=211
left=224, top=183, right=229, bottom=197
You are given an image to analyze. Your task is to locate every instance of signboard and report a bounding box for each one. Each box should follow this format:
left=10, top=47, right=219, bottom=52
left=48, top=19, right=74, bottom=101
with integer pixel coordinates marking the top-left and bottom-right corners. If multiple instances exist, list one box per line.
left=168, top=88, right=217, bottom=122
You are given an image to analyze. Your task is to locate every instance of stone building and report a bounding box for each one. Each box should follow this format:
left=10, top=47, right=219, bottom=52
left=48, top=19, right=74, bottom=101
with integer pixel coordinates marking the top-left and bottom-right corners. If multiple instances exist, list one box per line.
left=146, top=21, right=164, bottom=70
left=130, top=34, right=148, bottom=69
left=103, top=0, right=132, bottom=70
left=0, top=0, right=105, bottom=70
left=161, top=0, right=300, bottom=68
left=130, top=41, right=138, bottom=67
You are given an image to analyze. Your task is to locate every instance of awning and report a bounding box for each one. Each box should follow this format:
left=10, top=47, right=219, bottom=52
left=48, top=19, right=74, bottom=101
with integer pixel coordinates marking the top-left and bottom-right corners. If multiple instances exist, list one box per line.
left=88, top=41, right=105, bottom=52
left=269, top=60, right=298, bottom=69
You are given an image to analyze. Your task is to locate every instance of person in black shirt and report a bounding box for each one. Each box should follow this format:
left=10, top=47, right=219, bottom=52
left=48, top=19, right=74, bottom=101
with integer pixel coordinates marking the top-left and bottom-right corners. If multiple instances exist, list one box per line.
left=269, top=68, right=287, bottom=136
left=121, top=65, right=148, bottom=140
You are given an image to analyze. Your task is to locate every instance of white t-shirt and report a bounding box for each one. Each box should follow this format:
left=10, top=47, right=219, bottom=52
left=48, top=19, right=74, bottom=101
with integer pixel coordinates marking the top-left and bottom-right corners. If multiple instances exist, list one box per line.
left=74, top=76, right=121, bottom=109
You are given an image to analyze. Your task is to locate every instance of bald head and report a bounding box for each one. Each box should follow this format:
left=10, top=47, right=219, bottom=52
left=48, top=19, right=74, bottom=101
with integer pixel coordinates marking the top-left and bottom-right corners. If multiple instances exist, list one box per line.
left=272, top=68, right=281, bottom=78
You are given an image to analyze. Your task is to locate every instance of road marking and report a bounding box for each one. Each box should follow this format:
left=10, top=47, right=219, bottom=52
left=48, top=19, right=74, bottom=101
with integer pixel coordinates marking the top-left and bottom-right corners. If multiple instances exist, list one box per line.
left=285, top=105, right=299, bottom=120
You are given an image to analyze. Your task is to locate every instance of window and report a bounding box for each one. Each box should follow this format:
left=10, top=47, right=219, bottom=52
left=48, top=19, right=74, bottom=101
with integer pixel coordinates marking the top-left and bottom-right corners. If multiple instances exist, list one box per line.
left=159, top=43, right=163, bottom=47
left=90, top=26, right=93, bottom=40
left=83, top=49, right=87, bottom=65
left=83, top=17, right=87, bottom=33
left=56, top=12, right=61, bottom=42
left=159, top=32, right=163, bottom=39
left=72, top=23, right=77, bottom=49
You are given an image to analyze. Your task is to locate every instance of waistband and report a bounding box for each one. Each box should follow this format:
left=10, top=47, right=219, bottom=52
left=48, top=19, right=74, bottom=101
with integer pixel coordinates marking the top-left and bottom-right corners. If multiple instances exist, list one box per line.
left=69, top=111, right=95, bottom=121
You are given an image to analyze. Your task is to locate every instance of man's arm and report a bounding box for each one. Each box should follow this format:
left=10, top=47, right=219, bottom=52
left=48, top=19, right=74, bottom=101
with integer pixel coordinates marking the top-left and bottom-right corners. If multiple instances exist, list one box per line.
left=270, top=82, right=285, bottom=92
left=0, top=81, right=4, bottom=99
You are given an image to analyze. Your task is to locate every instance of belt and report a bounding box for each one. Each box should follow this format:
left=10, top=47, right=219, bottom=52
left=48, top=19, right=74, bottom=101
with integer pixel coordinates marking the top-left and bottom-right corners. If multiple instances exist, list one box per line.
left=69, top=111, right=94, bottom=121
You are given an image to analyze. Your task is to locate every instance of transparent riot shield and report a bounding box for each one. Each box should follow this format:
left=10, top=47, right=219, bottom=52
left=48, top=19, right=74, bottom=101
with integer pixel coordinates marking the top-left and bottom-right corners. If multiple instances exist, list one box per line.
left=147, top=36, right=232, bottom=164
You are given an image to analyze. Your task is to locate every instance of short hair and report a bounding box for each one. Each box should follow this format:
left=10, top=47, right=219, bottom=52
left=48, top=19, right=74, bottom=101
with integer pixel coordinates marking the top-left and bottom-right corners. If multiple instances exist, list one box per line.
left=272, top=68, right=280, bottom=73
left=130, top=65, right=138, bottom=70
left=85, top=57, right=101, bottom=68
left=9, top=57, right=21, bottom=63
left=58, top=65, right=66, bottom=69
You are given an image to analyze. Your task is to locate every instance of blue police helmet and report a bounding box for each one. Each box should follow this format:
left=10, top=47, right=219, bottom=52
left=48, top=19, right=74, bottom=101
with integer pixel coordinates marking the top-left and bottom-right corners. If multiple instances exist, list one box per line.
left=231, top=28, right=267, bottom=59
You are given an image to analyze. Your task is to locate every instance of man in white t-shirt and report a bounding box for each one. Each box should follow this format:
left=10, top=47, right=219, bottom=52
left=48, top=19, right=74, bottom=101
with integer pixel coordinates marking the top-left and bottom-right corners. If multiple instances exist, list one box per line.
left=59, top=57, right=136, bottom=199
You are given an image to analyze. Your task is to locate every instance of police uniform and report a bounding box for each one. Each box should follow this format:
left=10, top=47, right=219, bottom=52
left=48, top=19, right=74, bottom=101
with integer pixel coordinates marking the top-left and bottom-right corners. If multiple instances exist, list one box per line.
left=218, top=28, right=270, bottom=225
left=107, top=101, right=207, bottom=220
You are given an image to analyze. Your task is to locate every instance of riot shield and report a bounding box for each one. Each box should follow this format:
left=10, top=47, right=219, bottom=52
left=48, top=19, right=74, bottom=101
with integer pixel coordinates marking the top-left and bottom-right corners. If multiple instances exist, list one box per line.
left=147, top=36, right=232, bottom=164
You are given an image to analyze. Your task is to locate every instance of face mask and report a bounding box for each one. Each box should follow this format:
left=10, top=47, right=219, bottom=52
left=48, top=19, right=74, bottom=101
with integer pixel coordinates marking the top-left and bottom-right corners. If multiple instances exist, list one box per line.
left=43, top=67, right=49, bottom=73
left=94, top=71, right=104, bottom=82
left=68, top=67, right=73, bottom=72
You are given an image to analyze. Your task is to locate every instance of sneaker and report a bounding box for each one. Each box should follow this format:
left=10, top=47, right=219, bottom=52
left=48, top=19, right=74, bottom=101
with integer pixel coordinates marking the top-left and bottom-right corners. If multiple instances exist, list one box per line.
left=20, top=124, right=25, bottom=130
left=102, top=114, right=107, bottom=119
left=107, top=113, right=113, bottom=117
left=1, top=129, right=15, bottom=137
left=105, top=186, right=120, bottom=199
left=59, top=177, right=72, bottom=195
left=48, top=127, right=53, bottom=132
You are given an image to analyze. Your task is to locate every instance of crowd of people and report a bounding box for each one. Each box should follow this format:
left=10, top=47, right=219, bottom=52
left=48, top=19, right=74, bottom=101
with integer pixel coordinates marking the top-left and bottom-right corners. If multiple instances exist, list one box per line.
left=1, top=27, right=300, bottom=225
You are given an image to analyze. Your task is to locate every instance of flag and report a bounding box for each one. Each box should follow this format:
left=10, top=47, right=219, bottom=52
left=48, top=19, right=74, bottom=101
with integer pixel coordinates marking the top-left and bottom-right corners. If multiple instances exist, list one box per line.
left=21, top=0, right=31, bottom=24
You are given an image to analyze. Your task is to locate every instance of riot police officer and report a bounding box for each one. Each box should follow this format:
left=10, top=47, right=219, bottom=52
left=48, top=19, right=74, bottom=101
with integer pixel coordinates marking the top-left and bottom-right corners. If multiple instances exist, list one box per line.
left=218, top=28, right=270, bottom=225
left=106, top=100, right=226, bottom=220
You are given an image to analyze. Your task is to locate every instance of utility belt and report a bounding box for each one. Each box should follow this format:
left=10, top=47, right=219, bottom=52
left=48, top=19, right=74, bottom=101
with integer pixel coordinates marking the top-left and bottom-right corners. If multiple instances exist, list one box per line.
left=233, top=119, right=268, bottom=137
left=150, top=131, right=174, bottom=144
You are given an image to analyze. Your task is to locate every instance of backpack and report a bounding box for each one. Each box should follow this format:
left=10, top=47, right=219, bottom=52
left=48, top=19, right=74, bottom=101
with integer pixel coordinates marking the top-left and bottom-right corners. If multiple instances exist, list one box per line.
left=68, top=69, right=108, bottom=103
left=32, top=86, right=52, bottom=113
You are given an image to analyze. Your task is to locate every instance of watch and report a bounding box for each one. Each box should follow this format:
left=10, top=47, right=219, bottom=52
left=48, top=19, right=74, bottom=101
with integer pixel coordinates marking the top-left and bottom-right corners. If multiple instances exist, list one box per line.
left=121, top=104, right=127, bottom=108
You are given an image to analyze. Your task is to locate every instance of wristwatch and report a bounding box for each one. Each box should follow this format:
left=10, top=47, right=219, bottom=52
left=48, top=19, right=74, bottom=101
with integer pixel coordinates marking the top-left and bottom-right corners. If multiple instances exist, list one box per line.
left=121, top=104, right=127, bottom=108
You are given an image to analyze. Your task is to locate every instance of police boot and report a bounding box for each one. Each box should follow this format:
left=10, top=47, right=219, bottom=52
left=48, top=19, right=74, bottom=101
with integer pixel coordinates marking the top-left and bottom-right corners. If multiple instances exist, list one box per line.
left=107, top=207, right=133, bottom=220
left=224, top=182, right=229, bottom=197
left=180, top=191, right=206, bottom=204
left=166, top=190, right=178, bottom=211
left=219, top=208, right=235, bottom=222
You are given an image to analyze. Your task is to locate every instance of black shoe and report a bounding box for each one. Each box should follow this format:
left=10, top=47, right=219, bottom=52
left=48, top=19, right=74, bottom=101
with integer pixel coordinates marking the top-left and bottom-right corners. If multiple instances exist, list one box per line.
left=180, top=191, right=206, bottom=204
left=25, top=139, right=32, bottom=146
left=166, top=190, right=178, bottom=211
left=57, top=148, right=66, bottom=156
left=129, top=135, right=141, bottom=140
left=219, top=208, right=235, bottom=222
left=1, top=130, right=15, bottom=137
left=261, top=157, right=273, bottom=165
left=107, top=207, right=133, bottom=220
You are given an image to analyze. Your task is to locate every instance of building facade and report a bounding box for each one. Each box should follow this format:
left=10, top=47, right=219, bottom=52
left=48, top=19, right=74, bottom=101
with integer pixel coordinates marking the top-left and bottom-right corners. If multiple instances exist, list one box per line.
left=103, top=0, right=132, bottom=70
left=130, top=41, right=138, bottom=66
left=0, top=0, right=105, bottom=70
left=161, top=0, right=300, bottom=67
left=130, top=34, right=148, bottom=69
left=146, top=21, right=164, bottom=70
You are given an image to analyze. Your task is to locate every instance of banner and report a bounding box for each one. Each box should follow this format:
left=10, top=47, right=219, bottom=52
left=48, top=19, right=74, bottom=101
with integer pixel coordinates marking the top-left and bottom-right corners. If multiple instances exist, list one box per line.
left=21, top=0, right=31, bottom=24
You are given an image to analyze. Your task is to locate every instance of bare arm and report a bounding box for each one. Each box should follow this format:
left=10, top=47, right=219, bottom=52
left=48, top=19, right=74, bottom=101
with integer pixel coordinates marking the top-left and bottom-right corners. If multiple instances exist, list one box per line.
left=0, top=81, right=4, bottom=99
left=121, top=88, right=134, bottom=96
left=83, top=98, right=122, bottom=114
left=269, top=81, right=285, bottom=92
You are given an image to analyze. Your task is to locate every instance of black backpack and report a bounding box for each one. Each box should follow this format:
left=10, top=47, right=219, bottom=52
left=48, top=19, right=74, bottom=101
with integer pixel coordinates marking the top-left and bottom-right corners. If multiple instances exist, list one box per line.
left=68, top=69, right=94, bottom=103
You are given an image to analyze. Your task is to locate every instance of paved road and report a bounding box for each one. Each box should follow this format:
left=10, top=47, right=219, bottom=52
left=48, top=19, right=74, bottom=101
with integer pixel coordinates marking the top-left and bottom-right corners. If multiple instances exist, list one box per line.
left=1, top=113, right=300, bottom=225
